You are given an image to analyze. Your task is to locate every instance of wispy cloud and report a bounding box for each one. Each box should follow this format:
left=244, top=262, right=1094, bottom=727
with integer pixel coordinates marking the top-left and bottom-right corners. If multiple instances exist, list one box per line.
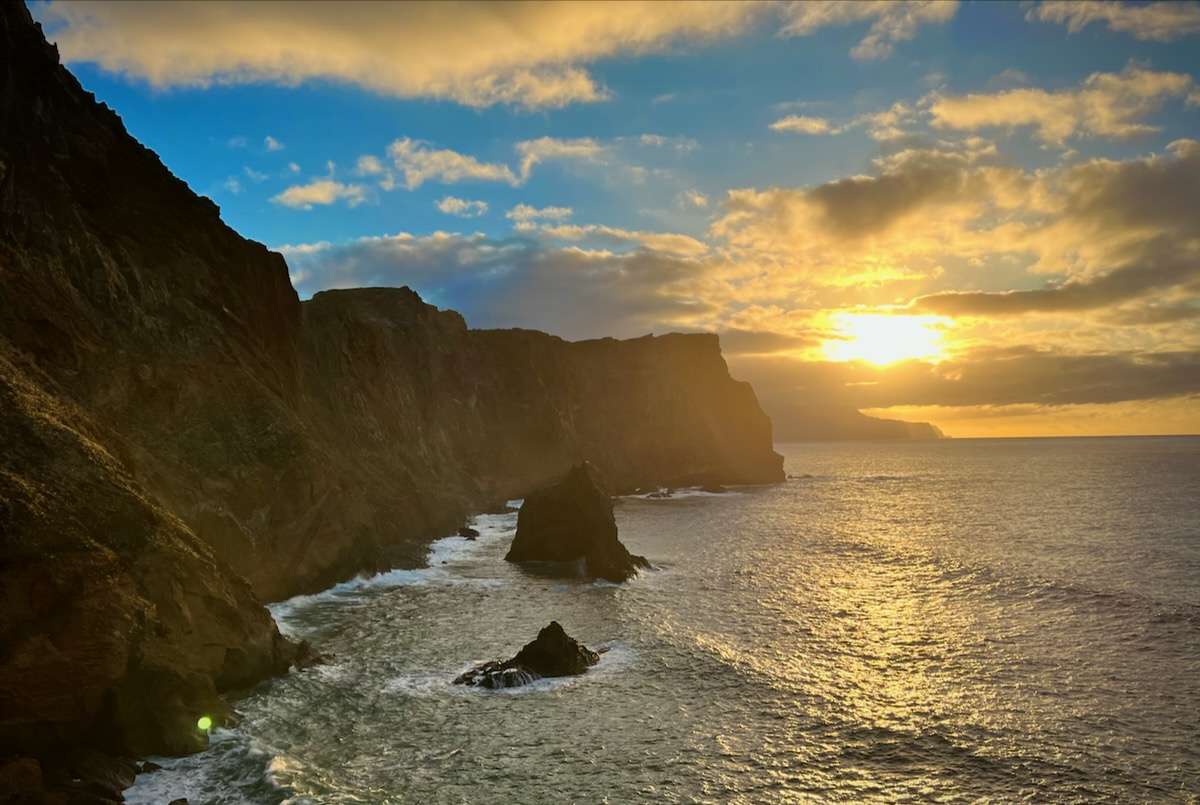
left=929, top=63, right=1195, bottom=144
left=1029, top=0, right=1200, bottom=42
left=778, top=0, right=959, bottom=60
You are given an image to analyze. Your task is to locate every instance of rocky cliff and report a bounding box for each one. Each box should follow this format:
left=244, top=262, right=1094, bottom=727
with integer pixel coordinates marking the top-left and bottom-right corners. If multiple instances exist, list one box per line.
left=0, top=2, right=781, bottom=787
left=765, top=402, right=946, bottom=442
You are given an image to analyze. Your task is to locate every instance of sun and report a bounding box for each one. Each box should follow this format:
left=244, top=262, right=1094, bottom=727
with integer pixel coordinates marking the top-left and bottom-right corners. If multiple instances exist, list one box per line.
left=822, top=313, right=948, bottom=365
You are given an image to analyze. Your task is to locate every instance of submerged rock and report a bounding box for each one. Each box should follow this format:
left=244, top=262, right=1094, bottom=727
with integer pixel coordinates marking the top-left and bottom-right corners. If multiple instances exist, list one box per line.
left=505, top=462, right=649, bottom=582
left=458, top=525, right=480, bottom=540
left=453, top=622, right=600, bottom=689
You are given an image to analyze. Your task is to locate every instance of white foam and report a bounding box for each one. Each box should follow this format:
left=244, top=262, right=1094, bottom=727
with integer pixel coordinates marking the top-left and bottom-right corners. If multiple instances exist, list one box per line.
left=384, top=642, right=633, bottom=699
left=268, top=512, right=517, bottom=637
left=622, top=486, right=743, bottom=501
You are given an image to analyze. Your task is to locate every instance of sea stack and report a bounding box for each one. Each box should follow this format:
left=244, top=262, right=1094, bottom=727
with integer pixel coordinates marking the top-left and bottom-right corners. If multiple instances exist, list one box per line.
left=454, top=622, right=600, bottom=689
left=506, top=462, right=650, bottom=582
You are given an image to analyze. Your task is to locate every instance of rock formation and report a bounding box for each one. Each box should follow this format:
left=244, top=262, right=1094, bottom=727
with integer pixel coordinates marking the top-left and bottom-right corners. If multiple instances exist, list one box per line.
left=0, top=3, right=782, bottom=797
left=763, top=402, right=946, bottom=442
left=453, top=622, right=600, bottom=689
left=506, top=463, right=649, bottom=582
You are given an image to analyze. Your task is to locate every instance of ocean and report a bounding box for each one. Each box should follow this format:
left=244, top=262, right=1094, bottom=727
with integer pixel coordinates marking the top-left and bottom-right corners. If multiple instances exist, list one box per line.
left=127, top=437, right=1200, bottom=803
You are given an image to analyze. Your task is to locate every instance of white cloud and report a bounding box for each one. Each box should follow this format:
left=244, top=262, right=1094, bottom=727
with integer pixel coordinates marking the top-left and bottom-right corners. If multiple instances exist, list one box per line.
left=271, top=179, right=368, bottom=209
left=507, top=204, right=574, bottom=224
left=38, top=1, right=760, bottom=109
left=264, top=135, right=285, bottom=151
left=436, top=196, right=489, bottom=218
left=244, top=166, right=269, bottom=182
left=515, top=137, right=607, bottom=181
left=637, top=133, right=700, bottom=152
left=227, top=135, right=247, bottom=149
left=387, top=138, right=519, bottom=189
left=677, top=190, right=710, bottom=209
left=222, top=176, right=242, bottom=194
left=535, top=224, right=710, bottom=257
left=1029, top=1, right=1200, bottom=42
left=779, top=0, right=959, bottom=60
left=288, top=162, right=301, bottom=173
left=769, top=115, right=838, bottom=135
left=929, top=63, right=1196, bottom=144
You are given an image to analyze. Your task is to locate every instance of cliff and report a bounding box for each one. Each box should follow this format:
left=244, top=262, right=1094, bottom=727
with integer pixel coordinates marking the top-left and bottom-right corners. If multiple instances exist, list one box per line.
left=765, top=402, right=945, bottom=442
left=0, top=2, right=781, bottom=786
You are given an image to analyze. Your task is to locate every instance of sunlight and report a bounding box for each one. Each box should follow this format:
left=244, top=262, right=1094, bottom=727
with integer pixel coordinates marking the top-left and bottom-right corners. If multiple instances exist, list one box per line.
left=823, top=313, right=948, bottom=365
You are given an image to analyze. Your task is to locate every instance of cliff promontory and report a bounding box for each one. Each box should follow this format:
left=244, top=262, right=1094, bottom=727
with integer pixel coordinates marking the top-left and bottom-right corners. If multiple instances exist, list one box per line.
left=0, top=2, right=782, bottom=791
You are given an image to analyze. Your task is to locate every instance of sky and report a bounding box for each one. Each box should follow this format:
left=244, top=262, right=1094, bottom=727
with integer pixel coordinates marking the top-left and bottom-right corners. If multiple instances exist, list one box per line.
left=32, top=0, right=1200, bottom=437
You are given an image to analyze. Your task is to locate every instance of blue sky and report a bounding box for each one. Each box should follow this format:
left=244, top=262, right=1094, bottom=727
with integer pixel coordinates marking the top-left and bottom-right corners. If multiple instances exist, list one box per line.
left=31, top=1, right=1200, bottom=435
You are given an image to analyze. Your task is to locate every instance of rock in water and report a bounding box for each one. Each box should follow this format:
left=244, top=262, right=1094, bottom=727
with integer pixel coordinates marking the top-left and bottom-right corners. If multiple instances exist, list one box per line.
left=505, top=463, right=650, bottom=582
left=454, top=622, right=600, bottom=689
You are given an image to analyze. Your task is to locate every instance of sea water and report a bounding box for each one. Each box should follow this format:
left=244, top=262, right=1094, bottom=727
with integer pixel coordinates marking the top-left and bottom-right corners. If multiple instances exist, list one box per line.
left=127, top=437, right=1200, bottom=803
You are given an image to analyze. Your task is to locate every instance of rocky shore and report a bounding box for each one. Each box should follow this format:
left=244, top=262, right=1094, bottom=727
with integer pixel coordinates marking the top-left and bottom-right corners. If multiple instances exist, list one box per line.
left=0, top=4, right=782, bottom=801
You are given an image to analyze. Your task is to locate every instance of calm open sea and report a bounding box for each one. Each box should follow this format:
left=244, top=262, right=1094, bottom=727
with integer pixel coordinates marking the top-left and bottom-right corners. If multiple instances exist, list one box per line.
left=128, top=437, right=1200, bottom=803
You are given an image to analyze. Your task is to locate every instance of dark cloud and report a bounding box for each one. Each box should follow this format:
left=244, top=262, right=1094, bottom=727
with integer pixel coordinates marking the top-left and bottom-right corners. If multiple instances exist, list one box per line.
left=913, top=140, right=1200, bottom=317
left=717, top=328, right=822, bottom=355
left=914, top=250, right=1199, bottom=315
left=280, top=232, right=717, bottom=340
left=730, top=347, right=1200, bottom=409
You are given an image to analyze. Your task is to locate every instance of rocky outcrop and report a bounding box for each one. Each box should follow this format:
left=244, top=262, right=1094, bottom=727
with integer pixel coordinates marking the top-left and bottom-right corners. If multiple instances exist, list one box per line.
left=0, top=2, right=781, bottom=793
left=764, top=402, right=946, bottom=442
left=453, top=622, right=600, bottom=689
left=506, top=463, right=649, bottom=582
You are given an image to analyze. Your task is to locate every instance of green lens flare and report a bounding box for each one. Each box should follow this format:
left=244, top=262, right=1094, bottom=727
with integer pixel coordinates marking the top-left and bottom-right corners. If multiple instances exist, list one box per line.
left=197, top=716, right=213, bottom=731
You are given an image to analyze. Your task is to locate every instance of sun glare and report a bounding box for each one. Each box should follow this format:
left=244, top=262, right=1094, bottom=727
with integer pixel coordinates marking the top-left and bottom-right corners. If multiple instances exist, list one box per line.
left=823, top=313, right=947, bottom=365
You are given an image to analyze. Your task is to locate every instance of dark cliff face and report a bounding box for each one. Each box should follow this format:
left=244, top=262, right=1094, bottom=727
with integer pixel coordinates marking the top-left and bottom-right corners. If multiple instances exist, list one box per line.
left=0, top=0, right=781, bottom=770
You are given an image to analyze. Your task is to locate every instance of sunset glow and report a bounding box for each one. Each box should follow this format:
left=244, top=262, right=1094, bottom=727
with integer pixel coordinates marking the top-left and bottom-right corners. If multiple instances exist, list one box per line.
left=823, top=314, right=948, bottom=366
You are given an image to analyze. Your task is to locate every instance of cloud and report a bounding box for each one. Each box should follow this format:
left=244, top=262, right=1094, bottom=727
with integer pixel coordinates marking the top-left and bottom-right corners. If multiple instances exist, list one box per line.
left=712, top=146, right=1017, bottom=254
left=912, top=139, right=1200, bottom=316
left=386, top=138, right=519, bottom=189
left=929, top=63, right=1195, bottom=144
left=768, top=103, right=916, bottom=140
left=288, top=162, right=301, bottom=173
left=734, top=346, right=1200, bottom=409
left=37, top=1, right=759, bottom=109
left=358, top=136, right=606, bottom=191
left=227, top=135, right=247, bottom=149
left=515, top=137, right=607, bottom=180
left=264, top=135, right=285, bottom=151
left=677, top=190, right=710, bottom=209
left=435, top=196, right=489, bottom=218
left=533, top=224, right=710, bottom=258
left=277, top=231, right=720, bottom=339
left=506, top=204, right=574, bottom=224
left=718, top=328, right=820, bottom=355
left=770, top=115, right=838, bottom=135
left=1029, top=1, right=1200, bottom=42
left=636, top=133, right=700, bottom=152
left=778, top=0, right=959, bottom=60
left=271, top=179, right=368, bottom=209
left=243, top=166, right=269, bottom=182
left=222, top=176, right=242, bottom=194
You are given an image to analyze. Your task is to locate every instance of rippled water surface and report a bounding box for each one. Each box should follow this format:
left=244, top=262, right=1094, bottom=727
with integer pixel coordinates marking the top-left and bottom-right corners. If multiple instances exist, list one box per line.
left=129, top=437, right=1200, bottom=803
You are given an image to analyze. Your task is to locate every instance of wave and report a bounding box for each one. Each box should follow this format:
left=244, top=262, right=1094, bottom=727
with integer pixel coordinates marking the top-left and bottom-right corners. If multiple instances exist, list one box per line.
left=384, top=643, right=634, bottom=699
left=623, top=486, right=743, bottom=501
left=269, top=512, right=517, bottom=637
